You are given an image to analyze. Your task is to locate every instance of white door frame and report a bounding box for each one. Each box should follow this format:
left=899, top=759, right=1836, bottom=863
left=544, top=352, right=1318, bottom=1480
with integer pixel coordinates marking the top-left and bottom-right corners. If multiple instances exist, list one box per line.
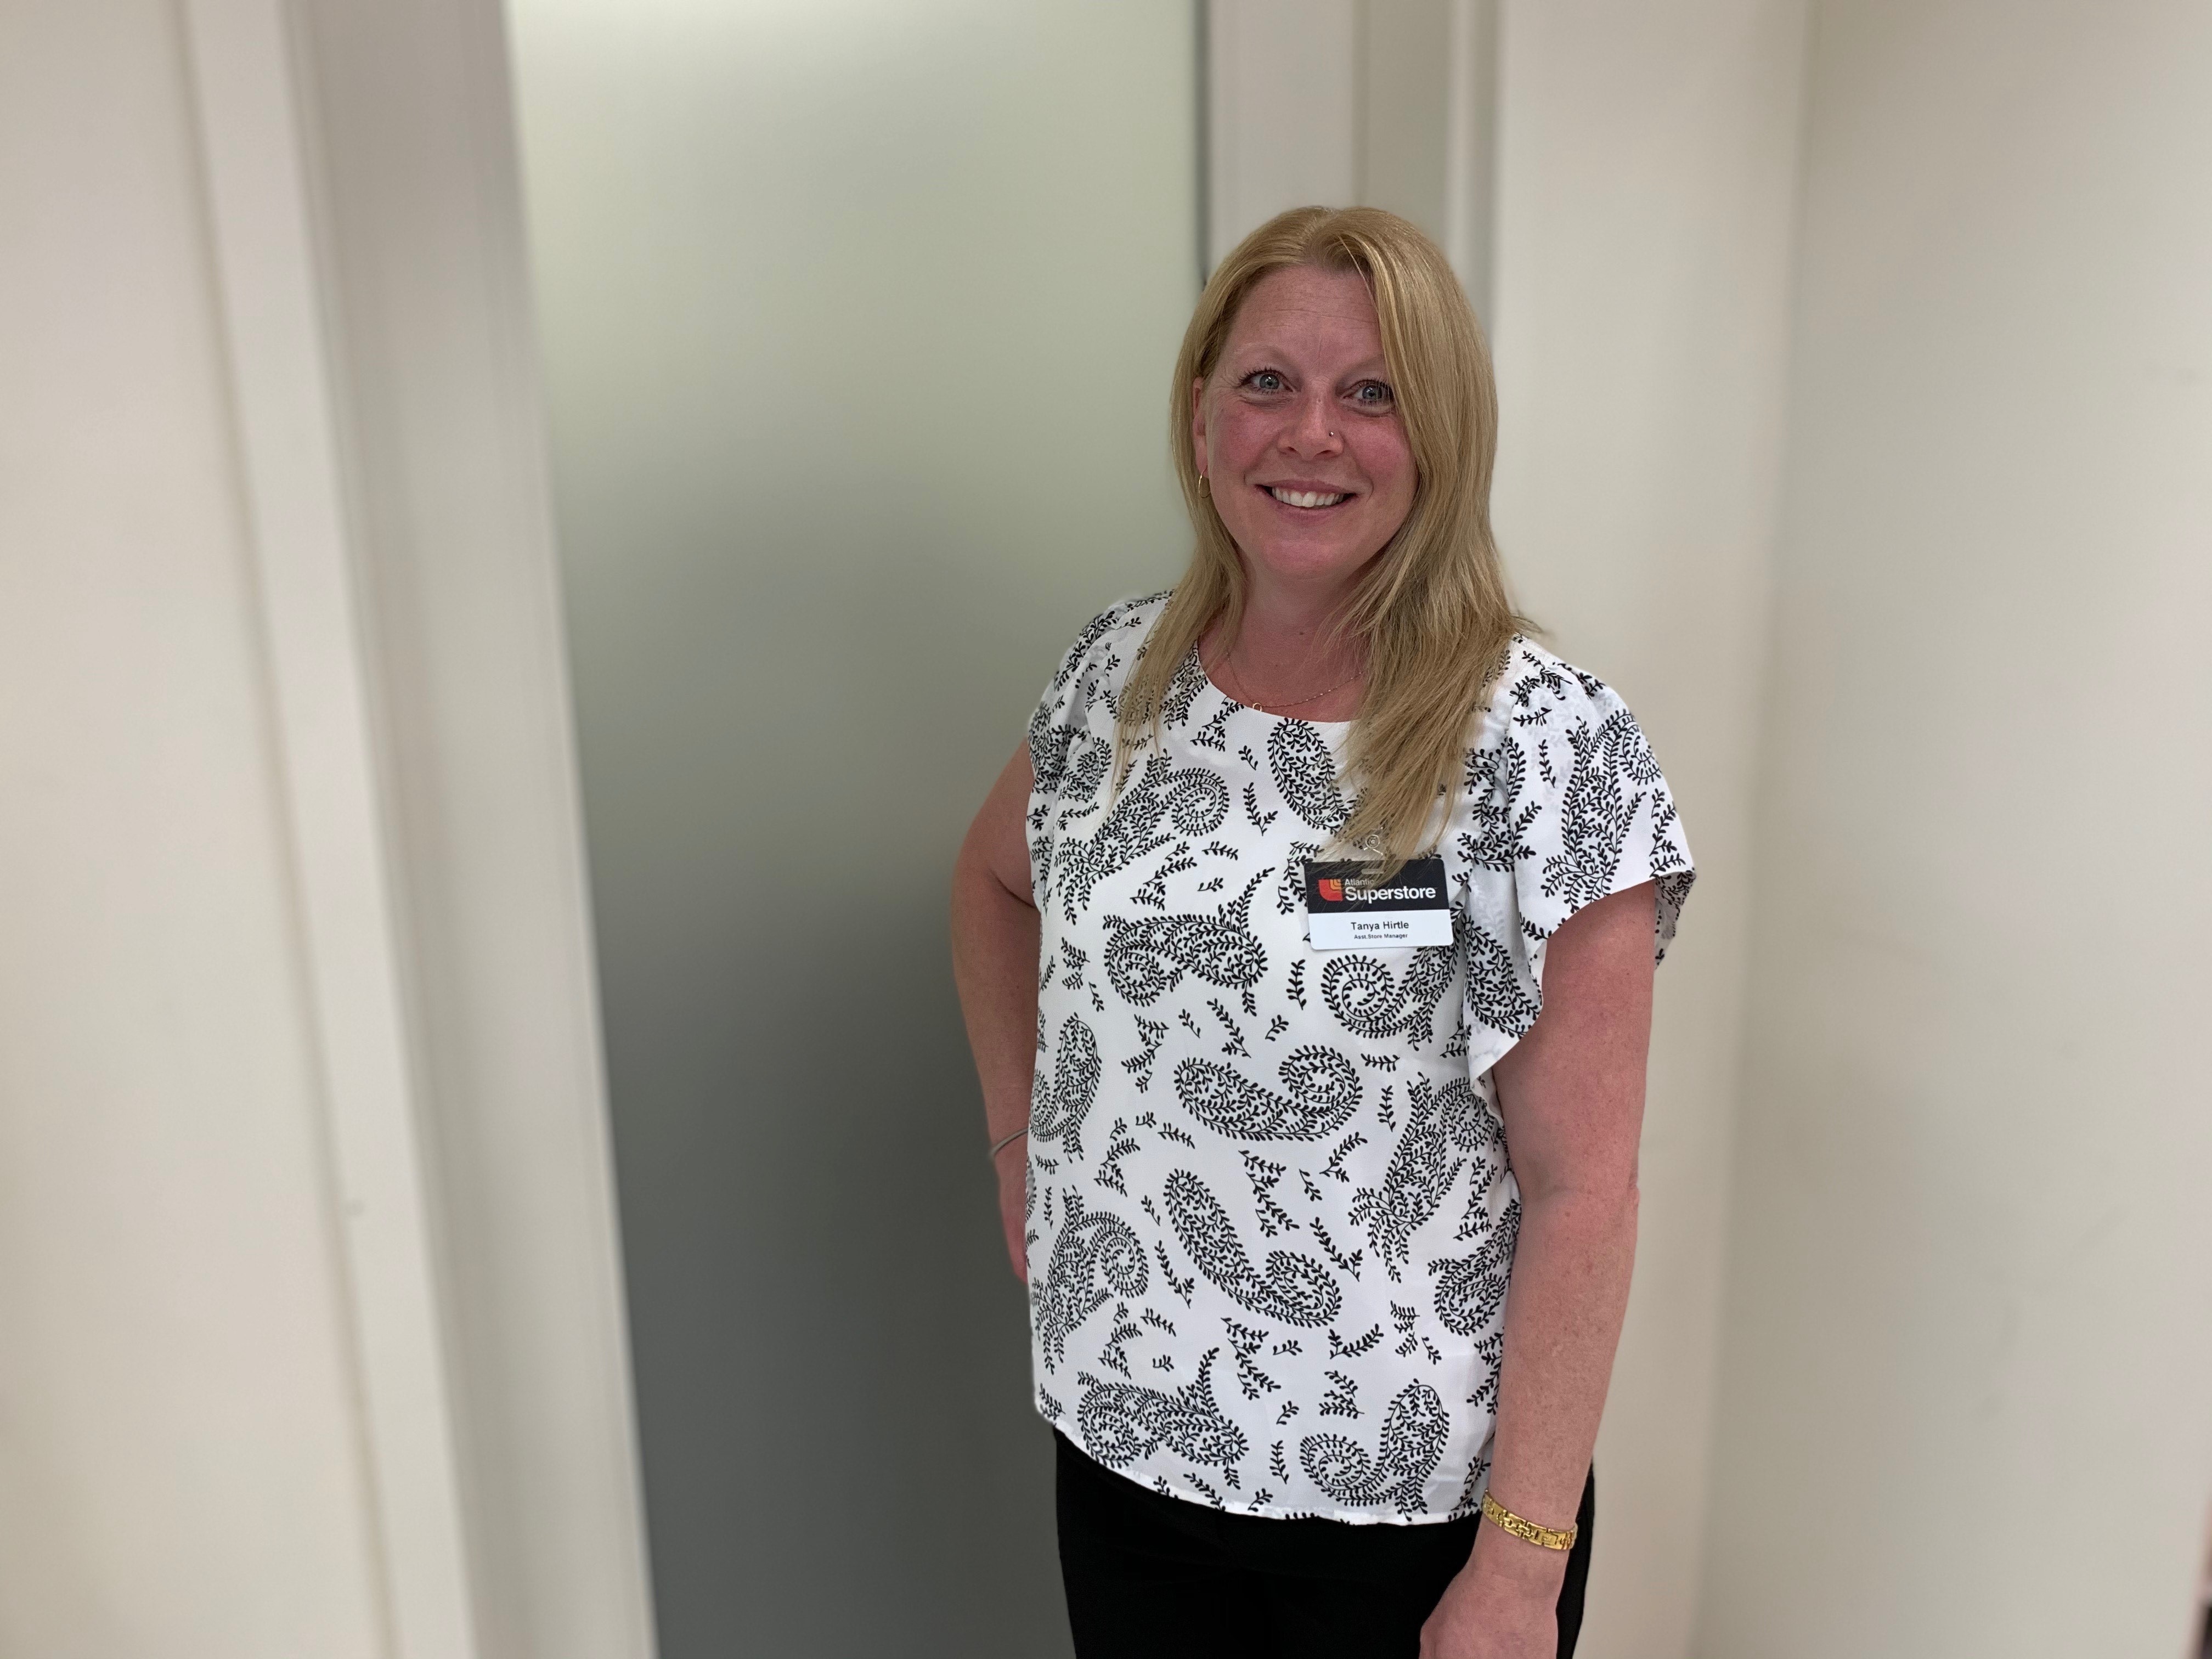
left=177, top=3, right=656, bottom=1655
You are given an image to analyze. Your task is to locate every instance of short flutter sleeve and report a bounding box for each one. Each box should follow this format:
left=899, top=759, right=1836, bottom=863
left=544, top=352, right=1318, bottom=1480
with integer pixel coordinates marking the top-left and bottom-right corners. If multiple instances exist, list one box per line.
left=1453, top=647, right=1696, bottom=1080
left=1025, top=593, right=1169, bottom=905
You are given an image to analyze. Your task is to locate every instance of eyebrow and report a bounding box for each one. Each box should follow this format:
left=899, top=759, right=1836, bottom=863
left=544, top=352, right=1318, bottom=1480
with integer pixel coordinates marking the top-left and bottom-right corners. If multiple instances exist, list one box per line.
left=1224, top=346, right=1391, bottom=379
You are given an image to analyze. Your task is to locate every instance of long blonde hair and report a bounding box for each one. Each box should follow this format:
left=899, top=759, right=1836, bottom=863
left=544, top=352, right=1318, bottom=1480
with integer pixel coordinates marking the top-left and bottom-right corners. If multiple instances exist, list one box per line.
left=1116, top=205, right=1533, bottom=874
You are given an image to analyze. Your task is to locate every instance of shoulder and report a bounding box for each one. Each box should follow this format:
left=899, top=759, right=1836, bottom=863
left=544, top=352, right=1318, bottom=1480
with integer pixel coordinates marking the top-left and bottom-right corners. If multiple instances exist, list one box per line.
left=1052, top=590, right=1171, bottom=683
left=1451, top=637, right=1695, bottom=1062
left=1482, top=636, right=1639, bottom=746
left=1029, top=591, right=1171, bottom=791
left=1035, top=590, right=1172, bottom=722
left=1463, top=635, right=1693, bottom=951
left=1474, top=636, right=1672, bottom=794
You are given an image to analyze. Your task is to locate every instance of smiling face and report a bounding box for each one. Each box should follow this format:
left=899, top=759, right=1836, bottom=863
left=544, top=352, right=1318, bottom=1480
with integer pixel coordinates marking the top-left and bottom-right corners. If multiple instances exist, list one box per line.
left=1191, top=264, right=1419, bottom=605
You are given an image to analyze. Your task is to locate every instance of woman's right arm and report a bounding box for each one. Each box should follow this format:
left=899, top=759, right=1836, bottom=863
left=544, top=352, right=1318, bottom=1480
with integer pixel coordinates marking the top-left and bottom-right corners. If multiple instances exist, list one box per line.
left=950, top=741, right=1040, bottom=1281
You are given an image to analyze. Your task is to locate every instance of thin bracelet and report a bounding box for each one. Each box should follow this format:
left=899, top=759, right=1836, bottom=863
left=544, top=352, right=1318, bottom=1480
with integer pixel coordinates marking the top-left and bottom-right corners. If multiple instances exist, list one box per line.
left=988, top=1126, right=1028, bottom=1161
left=1480, top=1489, right=1578, bottom=1551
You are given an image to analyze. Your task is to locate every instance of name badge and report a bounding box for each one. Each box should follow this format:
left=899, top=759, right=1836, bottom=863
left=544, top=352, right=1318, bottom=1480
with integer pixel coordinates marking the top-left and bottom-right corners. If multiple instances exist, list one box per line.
left=1302, top=857, right=1454, bottom=950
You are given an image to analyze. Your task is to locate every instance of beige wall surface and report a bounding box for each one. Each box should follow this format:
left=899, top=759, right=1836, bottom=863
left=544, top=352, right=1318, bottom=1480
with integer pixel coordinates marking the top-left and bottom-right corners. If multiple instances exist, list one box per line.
left=1486, top=4, right=1811, bottom=1654
left=15, top=3, right=2204, bottom=1654
left=0, top=4, right=387, bottom=1655
left=506, top=3, right=1197, bottom=1654
left=1697, top=3, right=2212, bottom=1655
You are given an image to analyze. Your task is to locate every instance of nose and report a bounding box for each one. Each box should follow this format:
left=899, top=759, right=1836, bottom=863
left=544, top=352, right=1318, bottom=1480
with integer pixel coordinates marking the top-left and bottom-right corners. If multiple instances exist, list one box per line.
left=1279, top=390, right=1344, bottom=458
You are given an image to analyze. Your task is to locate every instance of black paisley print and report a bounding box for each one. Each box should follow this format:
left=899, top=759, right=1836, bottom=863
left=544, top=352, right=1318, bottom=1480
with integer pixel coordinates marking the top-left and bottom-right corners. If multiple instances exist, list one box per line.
left=1023, top=592, right=1692, bottom=1522
left=1172, top=1047, right=1362, bottom=1142
left=1300, top=1378, right=1451, bottom=1515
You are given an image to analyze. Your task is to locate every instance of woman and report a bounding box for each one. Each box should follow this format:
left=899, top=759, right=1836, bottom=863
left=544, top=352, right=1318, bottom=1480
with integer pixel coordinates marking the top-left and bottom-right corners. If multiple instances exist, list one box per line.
left=950, top=207, right=1693, bottom=1659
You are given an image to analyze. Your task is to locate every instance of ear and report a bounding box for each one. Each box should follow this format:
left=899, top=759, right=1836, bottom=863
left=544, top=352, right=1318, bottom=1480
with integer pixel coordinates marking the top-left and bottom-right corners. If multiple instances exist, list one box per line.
left=1190, top=376, right=1209, bottom=479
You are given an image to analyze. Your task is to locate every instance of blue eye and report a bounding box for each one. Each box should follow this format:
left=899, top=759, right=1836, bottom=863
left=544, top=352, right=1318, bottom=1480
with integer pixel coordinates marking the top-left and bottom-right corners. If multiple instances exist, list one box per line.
left=1352, top=381, right=1393, bottom=408
left=1242, top=369, right=1288, bottom=393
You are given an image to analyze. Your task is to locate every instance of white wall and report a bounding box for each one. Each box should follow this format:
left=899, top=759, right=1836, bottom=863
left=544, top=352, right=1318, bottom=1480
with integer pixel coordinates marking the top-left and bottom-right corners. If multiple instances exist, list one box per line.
left=0, top=5, right=390, bottom=1652
left=1485, top=4, right=1812, bottom=1654
left=1696, top=4, right=2212, bottom=1655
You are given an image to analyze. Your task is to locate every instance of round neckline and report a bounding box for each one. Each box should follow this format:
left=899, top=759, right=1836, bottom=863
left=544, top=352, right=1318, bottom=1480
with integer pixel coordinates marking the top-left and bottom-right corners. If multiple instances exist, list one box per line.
left=1190, top=645, right=1355, bottom=731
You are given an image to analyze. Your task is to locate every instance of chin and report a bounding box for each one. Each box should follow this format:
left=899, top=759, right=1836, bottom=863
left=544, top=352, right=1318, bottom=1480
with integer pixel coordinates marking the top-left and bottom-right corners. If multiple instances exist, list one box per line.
left=1239, top=544, right=1380, bottom=589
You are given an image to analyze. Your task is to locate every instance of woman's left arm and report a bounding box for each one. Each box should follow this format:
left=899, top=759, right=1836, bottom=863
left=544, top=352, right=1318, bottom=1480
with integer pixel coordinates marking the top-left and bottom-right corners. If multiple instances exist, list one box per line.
left=1421, top=879, right=1657, bottom=1659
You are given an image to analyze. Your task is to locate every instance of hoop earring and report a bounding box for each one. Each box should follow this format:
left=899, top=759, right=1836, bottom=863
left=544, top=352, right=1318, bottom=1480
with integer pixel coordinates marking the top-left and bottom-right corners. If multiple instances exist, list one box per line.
left=1198, top=473, right=1210, bottom=495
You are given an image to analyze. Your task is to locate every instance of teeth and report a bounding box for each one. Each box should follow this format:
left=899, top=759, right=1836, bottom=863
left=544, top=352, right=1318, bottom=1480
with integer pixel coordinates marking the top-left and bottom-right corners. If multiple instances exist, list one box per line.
left=1269, top=487, right=1346, bottom=509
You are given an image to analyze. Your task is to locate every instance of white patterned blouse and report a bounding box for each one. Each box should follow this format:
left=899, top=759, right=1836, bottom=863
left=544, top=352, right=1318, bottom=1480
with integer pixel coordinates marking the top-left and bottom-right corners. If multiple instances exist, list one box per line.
left=1022, top=591, right=1693, bottom=1524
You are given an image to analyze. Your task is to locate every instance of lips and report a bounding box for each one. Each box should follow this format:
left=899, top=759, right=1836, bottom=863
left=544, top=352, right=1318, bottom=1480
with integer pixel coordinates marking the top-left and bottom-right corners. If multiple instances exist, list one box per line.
left=1264, top=484, right=1354, bottom=510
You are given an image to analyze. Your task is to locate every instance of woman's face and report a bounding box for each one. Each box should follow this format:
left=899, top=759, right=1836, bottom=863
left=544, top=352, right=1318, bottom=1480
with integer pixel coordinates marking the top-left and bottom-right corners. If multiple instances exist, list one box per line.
left=1192, top=264, right=1418, bottom=601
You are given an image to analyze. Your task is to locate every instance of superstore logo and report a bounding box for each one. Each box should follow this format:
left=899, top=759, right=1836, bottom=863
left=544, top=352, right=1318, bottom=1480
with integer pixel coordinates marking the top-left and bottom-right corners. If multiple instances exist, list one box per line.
left=1339, top=883, right=1438, bottom=904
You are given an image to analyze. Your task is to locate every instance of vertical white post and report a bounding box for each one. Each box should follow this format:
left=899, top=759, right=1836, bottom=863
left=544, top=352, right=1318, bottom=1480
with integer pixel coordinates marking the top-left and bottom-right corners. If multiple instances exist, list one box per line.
left=1205, top=0, right=1497, bottom=315
left=1206, top=0, right=1359, bottom=267
left=1442, top=0, right=1501, bottom=318
left=179, top=3, right=482, bottom=1655
left=176, top=2, right=657, bottom=1656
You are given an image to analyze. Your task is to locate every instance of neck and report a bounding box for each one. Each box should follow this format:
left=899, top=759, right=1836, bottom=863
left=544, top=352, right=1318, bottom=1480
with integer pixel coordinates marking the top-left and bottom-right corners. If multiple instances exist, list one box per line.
left=1210, top=571, right=1367, bottom=713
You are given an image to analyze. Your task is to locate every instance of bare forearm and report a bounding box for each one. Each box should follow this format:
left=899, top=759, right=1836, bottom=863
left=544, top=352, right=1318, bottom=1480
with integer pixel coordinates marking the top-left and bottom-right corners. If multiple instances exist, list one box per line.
left=1472, top=1183, right=1638, bottom=1589
left=1421, top=886, right=1654, bottom=1651
left=949, top=846, right=1040, bottom=1144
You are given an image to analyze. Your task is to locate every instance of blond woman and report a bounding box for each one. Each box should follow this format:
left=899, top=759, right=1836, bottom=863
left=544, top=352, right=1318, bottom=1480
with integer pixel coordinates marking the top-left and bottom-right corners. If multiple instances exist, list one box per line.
left=952, top=207, right=1694, bottom=1659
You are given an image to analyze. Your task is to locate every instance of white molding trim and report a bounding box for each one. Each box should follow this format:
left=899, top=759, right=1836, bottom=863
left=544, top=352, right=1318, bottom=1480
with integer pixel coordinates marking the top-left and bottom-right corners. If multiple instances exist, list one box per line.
left=1203, top=0, right=1498, bottom=311
left=178, top=3, right=657, bottom=1657
left=1206, top=0, right=1358, bottom=269
left=1442, top=0, right=1502, bottom=320
left=179, top=2, right=481, bottom=1654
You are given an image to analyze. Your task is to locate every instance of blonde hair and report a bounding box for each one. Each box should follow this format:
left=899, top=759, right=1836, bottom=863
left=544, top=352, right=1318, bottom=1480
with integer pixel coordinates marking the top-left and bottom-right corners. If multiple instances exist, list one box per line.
left=1116, top=205, right=1533, bottom=874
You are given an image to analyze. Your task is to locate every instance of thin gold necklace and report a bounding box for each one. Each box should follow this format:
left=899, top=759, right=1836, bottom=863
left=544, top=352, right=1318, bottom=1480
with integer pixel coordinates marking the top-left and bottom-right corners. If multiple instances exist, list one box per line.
left=1212, top=641, right=1362, bottom=713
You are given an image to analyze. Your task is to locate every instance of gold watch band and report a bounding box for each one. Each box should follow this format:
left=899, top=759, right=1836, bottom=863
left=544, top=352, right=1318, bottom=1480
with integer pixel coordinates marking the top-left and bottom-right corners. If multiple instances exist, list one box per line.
left=1480, top=1489, right=1578, bottom=1551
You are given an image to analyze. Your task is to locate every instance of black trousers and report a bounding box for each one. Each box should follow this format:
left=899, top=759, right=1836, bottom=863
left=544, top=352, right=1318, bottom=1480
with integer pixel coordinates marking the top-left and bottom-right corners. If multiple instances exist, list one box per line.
left=1056, top=1432, right=1594, bottom=1658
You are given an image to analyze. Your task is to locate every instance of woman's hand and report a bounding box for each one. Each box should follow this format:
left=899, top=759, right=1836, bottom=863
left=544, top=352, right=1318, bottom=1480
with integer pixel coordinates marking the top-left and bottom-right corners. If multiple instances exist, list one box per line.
left=1418, top=1530, right=1565, bottom=1658
left=993, top=1141, right=1028, bottom=1282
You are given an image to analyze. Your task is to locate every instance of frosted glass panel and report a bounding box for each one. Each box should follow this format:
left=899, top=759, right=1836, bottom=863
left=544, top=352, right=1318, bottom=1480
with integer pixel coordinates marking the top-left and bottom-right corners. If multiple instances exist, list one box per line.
left=506, top=3, right=1197, bottom=1654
